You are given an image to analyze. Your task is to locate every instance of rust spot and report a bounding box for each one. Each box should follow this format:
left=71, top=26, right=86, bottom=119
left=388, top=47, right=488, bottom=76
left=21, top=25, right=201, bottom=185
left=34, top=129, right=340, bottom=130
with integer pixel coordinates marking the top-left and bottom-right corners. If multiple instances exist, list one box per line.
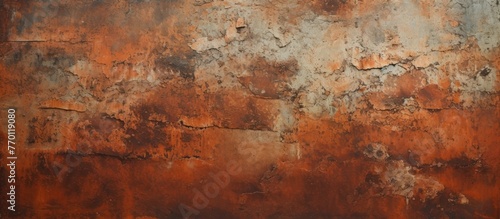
left=419, top=85, right=438, bottom=100
left=238, top=58, right=298, bottom=99
left=416, top=84, right=449, bottom=109
left=382, top=96, right=404, bottom=109
left=125, top=104, right=170, bottom=149
left=35, top=154, right=53, bottom=176
left=83, top=180, right=123, bottom=213
left=27, top=116, right=59, bottom=145
left=210, top=91, right=277, bottom=130
left=384, top=71, right=427, bottom=98
left=1, top=1, right=34, bottom=40
left=154, top=52, right=197, bottom=80
left=365, top=172, right=382, bottom=184
left=321, top=0, right=345, bottom=12
left=407, top=151, right=421, bottom=167
left=447, top=156, right=482, bottom=170
left=310, top=0, right=352, bottom=16
left=73, top=114, right=124, bottom=149
left=0, top=4, right=11, bottom=41
left=88, top=115, right=123, bottom=138
left=180, top=132, right=192, bottom=142
left=60, top=160, right=93, bottom=195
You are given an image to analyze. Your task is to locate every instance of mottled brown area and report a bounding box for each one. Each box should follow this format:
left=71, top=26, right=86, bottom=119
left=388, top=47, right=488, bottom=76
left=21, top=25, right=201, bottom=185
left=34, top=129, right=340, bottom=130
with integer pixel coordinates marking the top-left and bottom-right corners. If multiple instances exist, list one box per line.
left=311, top=0, right=352, bottom=16
left=155, top=53, right=197, bottom=80
left=238, top=58, right=298, bottom=99
left=125, top=103, right=169, bottom=149
left=367, top=92, right=405, bottom=110
left=0, top=3, right=10, bottom=42
left=27, top=116, right=58, bottom=145
left=0, top=0, right=499, bottom=218
left=416, top=84, right=450, bottom=109
left=384, top=70, right=427, bottom=98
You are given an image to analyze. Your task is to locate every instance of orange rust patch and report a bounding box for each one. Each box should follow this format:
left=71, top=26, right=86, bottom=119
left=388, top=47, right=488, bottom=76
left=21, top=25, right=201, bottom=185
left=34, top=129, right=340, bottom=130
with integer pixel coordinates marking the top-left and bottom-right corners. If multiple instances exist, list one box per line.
left=416, top=84, right=450, bottom=109
left=384, top=70, right=427, bottom=98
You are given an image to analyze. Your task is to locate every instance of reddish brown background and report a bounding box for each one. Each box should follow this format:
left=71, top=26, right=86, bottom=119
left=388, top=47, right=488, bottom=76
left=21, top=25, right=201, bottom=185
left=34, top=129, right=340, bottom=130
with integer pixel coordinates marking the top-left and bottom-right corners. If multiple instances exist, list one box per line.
left=1, top=0, right=499, bottom=218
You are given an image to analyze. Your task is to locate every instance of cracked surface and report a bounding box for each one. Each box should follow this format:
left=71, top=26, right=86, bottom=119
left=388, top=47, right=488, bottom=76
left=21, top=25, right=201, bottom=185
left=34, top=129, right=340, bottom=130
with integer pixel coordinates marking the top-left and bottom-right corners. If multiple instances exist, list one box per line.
left=0, top=0, right=499, bottom=218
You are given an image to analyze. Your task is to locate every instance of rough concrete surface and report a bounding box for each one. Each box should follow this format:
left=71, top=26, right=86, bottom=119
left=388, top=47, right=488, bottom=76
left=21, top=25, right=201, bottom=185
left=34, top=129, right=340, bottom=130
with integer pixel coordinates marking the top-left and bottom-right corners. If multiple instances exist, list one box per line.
left=0, top=0, right=499, bottom=218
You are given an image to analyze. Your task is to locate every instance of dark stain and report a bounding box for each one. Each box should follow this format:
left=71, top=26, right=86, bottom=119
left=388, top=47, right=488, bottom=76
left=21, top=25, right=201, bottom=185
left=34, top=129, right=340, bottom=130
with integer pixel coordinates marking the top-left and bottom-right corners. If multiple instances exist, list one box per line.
left=5, top=49, right=23, bottom=66
left=418, top=85, right=438, bottom=101
left=364, top=172, right=382, bottom=184
left=57, top=158, right=125, bottom=216
left=14, top=1, right=60, bottom=35
left=35, top=154, right=53, bottom=176
left=31, top=51, right=44, bottom=68
left=241, top=99, right=271, bottom=130
left=362, top=143, right=388, bottom=160
left=61, top=160, right=93, bottom=196
left=89, top=180, right=124, bottom=218
left=181, top=132, right=192, bottom=142
left=311, top=0, right=349, bottom=15
left=17, top=48, right=77, bottom=91
left=44, top=49, right=76, bottom=69
left=17, top=12, right=34, bottom=35
left=479, top=68, right=491, bottom=77
left=125, top=103, right=169, bottom=149
left=83, top=180, right=122, bottom=212
left=365, top=144, right=374, bottom=153
left=155, top=53, right=197, bottom=80
left=448, top=155, right=483, bottom=170
left=382, top=96, right=404, bottom=108
left=12, top=50, right=22, bottom=63
left=407, top=150, right=421, bottom=167
left=356, top=170, right=385, bottom=196
left=321, top=0, right=344, bottom=13
left=84, top=195, right=105, bottom=209
left=0, top=2, right=11, bottom=41
left=1, top=1, right=32, bottom=40
left=91, top=0, right=105, bottom=6
left=27, top=116, right=58, bottom=145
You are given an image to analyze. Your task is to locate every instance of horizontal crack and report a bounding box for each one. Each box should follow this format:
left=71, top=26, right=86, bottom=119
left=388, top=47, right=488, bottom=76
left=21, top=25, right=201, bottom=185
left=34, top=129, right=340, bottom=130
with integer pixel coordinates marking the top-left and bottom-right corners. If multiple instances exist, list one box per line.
left=178, top=120, right=276, bottom=132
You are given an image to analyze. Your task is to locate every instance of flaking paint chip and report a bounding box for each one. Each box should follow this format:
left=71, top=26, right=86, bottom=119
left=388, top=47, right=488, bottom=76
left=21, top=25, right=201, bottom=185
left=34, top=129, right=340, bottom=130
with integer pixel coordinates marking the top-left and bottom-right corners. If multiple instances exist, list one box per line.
left=236, top=17, right=246, bottom=28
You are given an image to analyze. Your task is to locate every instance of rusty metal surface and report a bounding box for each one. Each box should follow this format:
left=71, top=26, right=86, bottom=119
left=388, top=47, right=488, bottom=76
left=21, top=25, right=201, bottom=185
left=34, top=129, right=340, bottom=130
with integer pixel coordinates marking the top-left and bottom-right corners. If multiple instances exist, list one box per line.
left=0, top=0, right=499, bottom=218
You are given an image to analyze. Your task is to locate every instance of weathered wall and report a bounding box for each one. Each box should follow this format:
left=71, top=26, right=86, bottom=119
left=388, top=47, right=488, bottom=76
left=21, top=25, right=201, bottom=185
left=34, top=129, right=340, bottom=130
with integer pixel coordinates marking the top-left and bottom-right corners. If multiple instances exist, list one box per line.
left=0, top=0, right=499, bottom=218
